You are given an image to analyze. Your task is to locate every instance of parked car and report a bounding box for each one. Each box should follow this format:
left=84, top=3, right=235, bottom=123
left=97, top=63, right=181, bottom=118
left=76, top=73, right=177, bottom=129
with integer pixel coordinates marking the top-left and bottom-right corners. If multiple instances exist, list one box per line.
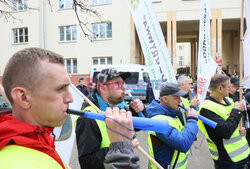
left=89, top=64, right=151, bottom=101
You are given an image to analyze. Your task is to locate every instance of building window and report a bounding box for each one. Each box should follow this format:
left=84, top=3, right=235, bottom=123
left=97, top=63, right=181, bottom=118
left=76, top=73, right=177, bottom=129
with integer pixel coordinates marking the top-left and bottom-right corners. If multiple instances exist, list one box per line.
left=179, top=56, right=184, bottom=66
left=12, top=0, right=28, bottom=11
left=59, top=25, right=77, bottom=42
left=178, top=45, right=184, bottom=66
left=92, top=0, right=111, bottom=6
left=92, top=22, right=112, bottom=40
left=13, top=27, right=28, bottom=44
left=59, top=0, right=73, bottom=9
left=64, top=58, right=77, bottom=74
left=92, top=57, right=112, bottom=65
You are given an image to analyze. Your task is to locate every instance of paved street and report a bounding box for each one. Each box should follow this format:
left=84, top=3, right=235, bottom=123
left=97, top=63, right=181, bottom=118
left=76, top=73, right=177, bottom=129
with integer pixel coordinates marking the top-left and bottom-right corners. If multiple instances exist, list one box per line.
left=69, top=130, right=214, bottom=169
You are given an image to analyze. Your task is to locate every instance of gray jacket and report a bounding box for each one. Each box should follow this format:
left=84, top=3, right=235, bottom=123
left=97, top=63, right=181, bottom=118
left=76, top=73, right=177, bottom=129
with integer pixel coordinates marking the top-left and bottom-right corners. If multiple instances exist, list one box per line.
left=104, top=142, right=140, bottom=169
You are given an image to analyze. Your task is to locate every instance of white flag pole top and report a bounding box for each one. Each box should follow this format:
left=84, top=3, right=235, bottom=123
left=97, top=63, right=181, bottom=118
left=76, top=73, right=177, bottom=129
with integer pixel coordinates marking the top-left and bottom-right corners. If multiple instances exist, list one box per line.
left=197, top=0, right=218, bottom=104
left=243, top=0, right=250, bottom=78
left=127, top=0, right=176, bottom=99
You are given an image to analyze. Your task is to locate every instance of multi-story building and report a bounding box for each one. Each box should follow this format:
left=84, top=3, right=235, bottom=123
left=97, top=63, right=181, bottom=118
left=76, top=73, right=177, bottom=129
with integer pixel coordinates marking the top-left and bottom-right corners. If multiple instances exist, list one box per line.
left=0, top=0, right=244, bottom=83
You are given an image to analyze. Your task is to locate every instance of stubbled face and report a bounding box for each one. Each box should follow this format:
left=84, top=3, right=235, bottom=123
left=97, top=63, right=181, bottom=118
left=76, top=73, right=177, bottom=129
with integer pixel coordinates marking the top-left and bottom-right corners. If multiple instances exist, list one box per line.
left=79, top=80, right=85, bottom=86
left=165, top=95, right=182, bottom=110
left=181, top=79, right=192, bottom=92
left=220, top=80, right=231, bottom=98
left=105, top=76, right=126, bottom=105
left=29, top=61, right=73, bottom=127
left=229, top=83, right=239, bottom=95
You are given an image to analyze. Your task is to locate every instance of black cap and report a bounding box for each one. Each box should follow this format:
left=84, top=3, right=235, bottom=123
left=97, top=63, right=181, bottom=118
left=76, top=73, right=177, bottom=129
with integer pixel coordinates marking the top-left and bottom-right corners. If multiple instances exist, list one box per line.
left=230, top=77, right=240, bottom=86
left=245, top=92, right=250, bottom=103
left=78, top=77, right=84, bottom=81
left=96, top=68, right=130, bottom=84
left=160, top=82, right=187, bottom=97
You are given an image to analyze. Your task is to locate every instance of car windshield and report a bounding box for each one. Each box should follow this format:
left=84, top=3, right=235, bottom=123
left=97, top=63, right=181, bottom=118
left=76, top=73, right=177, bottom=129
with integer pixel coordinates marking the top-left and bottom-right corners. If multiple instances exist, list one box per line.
left=121, top=72, right=139, bottom=84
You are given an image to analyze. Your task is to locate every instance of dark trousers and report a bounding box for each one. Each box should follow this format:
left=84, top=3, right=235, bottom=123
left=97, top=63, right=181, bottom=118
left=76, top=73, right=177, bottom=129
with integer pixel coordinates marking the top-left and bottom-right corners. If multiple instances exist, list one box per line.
left=214, top=161, right=245, bottom=169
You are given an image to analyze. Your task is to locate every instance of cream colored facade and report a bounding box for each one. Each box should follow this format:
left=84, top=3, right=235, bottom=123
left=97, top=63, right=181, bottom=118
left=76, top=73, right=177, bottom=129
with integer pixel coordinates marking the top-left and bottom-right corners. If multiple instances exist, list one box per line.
left=0, top=0, right=244, bottom=77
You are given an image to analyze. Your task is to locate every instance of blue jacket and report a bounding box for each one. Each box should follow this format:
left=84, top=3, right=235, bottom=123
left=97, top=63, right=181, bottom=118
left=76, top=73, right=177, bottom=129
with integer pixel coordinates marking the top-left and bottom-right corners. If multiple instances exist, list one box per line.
left=146, top=100, right=198, bottom=168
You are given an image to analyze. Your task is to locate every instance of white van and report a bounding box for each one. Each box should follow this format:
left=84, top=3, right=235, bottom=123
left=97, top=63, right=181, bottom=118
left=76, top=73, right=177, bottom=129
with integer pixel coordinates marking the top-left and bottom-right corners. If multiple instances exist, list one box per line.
left=89, top=64, right=150, bottom=101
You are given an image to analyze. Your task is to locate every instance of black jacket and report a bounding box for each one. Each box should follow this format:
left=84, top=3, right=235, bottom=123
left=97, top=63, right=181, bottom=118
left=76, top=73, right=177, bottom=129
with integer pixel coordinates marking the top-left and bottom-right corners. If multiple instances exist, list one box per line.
left=199, top=95, right=246, bottom=165
left=75, top=91, right=146, bottom=169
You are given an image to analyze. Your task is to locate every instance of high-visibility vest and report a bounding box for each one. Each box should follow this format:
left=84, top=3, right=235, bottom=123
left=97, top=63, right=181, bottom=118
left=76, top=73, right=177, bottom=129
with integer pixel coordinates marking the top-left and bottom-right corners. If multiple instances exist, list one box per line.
left=83, top=106, right=110, bottom=148
left=188, top=76, right=193, bottom=83
left=198, top=98, right=250, bottom=162
left=0, top=145, right=66, bottom=169
left=181, top=97, right=191, bottom=109
left=148, top=115, right=189, bottom=169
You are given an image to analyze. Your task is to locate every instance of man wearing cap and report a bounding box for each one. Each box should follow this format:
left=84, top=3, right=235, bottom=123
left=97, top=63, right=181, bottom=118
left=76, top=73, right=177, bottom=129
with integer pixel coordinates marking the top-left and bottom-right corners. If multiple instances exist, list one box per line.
left=177, top=75, right=200, bottom=110
left=0, top=48, right=140, bottom=169
left=75, top=68, right=146, bottom=169
left=229, top=77, right=240, bottom=102
left=198, top=74, right=249, bottom=169
left=146, top=82, right=199, bottom=169
left=76, top=77, right=89, bottom=97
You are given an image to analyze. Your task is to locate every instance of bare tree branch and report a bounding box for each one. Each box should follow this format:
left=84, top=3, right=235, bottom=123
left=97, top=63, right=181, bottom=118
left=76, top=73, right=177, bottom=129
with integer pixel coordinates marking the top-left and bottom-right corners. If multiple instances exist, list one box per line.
left=0, top=0, right=38, bottom=22
left=73, top=0, right=102, bottom=41
left=0, top=0, right=102, bottom=40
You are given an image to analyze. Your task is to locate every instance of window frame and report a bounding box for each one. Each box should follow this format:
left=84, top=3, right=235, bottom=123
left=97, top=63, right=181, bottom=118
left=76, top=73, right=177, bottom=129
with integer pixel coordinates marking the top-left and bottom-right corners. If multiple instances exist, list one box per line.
left=92, top=22, right=112, bottom=40
left=12, top=27, right=28, bottom=44
left=64, top=58, right=78, bottom=74
left=59, top=0, right=74, bottom=9
left=12, top=0, right=28, bottom=12
left=59, top=25, right=77, bottom=42
left=92, top=57, right=112, bottom=65
left=179, top=56, right=184, bottom=66
left=92, top=0, right=112, bottom=6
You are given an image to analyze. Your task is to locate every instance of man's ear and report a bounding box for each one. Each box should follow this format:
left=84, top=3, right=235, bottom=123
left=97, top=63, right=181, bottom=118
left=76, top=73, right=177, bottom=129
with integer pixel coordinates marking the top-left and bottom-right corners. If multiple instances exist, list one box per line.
left=11, top=87, right=31, bottom=109
left=162, top=96, right=168, bottom=103
left=218, top=85, right=223, bottom=92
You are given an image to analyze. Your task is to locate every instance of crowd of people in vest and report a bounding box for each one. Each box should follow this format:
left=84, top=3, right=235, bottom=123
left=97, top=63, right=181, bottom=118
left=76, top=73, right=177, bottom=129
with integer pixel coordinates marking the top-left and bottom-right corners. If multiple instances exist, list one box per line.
left=0, top=47, right=250, bottom=169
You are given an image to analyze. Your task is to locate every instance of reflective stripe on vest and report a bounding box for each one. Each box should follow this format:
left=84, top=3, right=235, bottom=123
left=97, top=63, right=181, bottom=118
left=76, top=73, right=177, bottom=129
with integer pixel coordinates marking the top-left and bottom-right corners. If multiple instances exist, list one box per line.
left=148, top=115, right=189, bottom=169
left=0, top=145, right=65, bottom=169
left=198, top=98, right=250, bottom=162
left=83, top=106, right=110, bottom=148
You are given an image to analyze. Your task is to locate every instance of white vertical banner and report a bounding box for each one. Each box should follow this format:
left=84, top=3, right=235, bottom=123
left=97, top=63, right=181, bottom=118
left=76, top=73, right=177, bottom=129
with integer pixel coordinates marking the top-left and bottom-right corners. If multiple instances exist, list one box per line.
left=127, top=0, right=176, bottom=99
left=197, top=0, right=218, bottom=103
left=244, top=0, right=250, bottom=78
left=55, top=84, right=84, bottom=164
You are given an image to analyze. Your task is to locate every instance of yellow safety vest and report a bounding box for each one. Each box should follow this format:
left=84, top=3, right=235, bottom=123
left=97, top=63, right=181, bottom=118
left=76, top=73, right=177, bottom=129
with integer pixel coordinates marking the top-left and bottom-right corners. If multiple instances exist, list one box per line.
left=198, top=98, right=250, bottom=162
left=148, top=115, right=189, bottom=169
left=181, top=97, right=191, bottom=109
left=0, top=145, right=66, bottom=169
left=188, top=76, right=193, bottom=83
left=83, top=106, right=110, bottom=148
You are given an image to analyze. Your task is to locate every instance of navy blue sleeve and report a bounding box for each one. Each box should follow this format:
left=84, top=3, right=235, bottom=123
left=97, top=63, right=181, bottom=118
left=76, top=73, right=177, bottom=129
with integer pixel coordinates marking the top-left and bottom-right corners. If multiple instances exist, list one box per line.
left=156, top=120, right=198, bottom=153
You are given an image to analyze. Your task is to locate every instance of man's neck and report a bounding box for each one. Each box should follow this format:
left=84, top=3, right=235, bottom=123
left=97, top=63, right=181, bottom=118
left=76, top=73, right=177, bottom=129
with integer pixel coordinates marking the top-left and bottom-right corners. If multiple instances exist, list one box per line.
left=99, top=93, right=116, bottom=107
left=12, top=108, right=41, bottom=127
left=210, top=92, right=224, bottom=103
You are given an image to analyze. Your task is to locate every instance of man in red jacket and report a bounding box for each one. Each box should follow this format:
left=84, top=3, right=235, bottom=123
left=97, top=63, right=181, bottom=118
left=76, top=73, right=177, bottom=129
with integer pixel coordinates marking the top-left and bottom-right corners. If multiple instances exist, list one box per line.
left=0, top=48, right=140, bottom=169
